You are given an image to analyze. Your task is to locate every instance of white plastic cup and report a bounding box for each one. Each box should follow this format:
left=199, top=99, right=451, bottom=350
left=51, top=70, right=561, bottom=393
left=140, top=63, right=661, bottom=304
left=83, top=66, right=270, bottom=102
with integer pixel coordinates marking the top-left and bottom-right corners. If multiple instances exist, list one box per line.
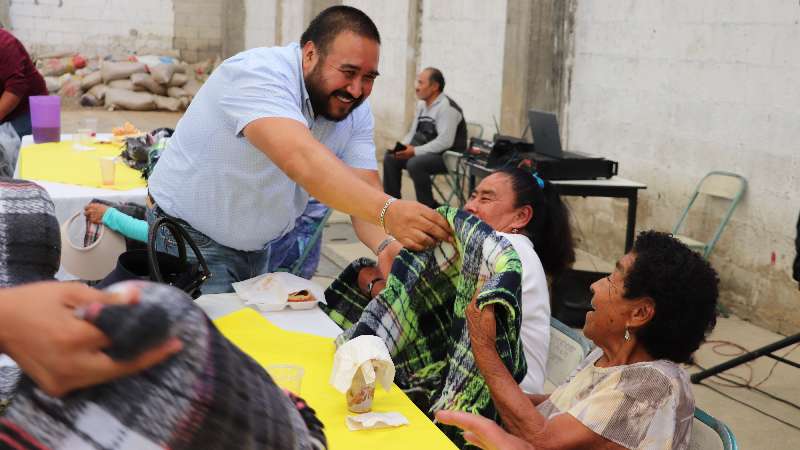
left=266, top=364, right=304, bottom=394
left=100, top=157, right=116, bottom=185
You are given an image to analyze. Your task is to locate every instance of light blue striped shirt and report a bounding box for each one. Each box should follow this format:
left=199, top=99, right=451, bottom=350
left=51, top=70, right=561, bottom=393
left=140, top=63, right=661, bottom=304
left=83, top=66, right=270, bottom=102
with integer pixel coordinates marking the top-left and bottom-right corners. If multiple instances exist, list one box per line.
left=148, top=43, right=377, bottom=251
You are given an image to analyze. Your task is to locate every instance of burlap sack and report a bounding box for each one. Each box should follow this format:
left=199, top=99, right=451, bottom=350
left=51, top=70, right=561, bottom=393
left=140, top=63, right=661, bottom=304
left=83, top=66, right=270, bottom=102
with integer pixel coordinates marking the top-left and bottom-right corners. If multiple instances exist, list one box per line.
left=153, top=95, right=182, bottom=112
left=168, top=73, right=188, bottom=87
left=150, top=64, right=177, bottom=85
left=108, top=79, right=146, bottom=92
left=80, top=93, right=101, bottom=107
left=101, top=61, right=147, bottom=83
left=167, top=86, right=190, bottom=99
left=105, top=88, right=156, bottom=111
left=182, top=77, right=203, bottom=97
left=44, top=76, right=60, bottom=93
left=88, top=83, right=108, bottom=101
left=131, top=73, right=167, bottom=95
left=79, top=71, right=103, bottom=90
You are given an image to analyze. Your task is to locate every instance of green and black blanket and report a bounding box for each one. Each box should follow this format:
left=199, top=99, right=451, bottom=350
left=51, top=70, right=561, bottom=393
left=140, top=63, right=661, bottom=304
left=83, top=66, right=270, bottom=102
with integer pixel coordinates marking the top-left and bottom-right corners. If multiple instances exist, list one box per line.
left=322, top=207, right=527, bottom=446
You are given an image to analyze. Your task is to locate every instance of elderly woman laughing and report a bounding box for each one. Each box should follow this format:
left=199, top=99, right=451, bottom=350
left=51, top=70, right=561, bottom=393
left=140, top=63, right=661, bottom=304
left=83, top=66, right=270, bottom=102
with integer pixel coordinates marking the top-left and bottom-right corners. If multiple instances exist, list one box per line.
left=438, top=230, right=719, bottom=450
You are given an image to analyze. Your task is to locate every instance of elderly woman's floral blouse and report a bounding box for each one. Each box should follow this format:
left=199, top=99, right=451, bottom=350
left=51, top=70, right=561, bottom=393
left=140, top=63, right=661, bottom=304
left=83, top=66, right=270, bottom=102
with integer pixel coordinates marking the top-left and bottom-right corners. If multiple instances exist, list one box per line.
left=537, top=348, right=695, bottom=450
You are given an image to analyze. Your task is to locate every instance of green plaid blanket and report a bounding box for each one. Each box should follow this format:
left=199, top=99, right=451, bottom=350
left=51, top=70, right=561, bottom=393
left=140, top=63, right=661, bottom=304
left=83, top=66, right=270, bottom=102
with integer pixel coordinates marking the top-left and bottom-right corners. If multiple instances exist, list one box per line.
left=322, top=207, right=526, bottom=446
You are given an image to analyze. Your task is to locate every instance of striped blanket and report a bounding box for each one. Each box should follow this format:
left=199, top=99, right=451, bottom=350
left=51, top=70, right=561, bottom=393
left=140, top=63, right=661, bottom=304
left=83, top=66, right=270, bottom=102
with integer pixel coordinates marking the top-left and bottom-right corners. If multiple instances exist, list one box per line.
left=0, top=282, right=326, bottom=450
left=322, top=207, right=526, bottom=446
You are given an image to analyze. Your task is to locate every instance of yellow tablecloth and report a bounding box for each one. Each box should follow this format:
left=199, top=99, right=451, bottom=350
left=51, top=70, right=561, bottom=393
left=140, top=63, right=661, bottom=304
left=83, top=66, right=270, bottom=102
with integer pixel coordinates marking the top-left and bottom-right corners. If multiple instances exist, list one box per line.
left=17, top=141, right=147, bottom=190
left=215, top=309, right=458, bottom=450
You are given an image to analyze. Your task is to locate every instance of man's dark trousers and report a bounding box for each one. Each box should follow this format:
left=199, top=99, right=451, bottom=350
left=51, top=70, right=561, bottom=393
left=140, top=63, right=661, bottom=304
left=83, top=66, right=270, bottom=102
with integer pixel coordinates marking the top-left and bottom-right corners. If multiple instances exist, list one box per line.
left=383, top=152, right=448, bottom=208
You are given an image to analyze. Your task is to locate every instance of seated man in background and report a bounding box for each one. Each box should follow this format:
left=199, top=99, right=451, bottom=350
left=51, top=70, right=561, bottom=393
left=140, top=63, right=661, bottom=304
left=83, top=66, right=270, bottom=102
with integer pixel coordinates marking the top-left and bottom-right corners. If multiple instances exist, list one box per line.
left=383, top=67, right=467, bottom=208
left=0, top=28, right=48, bottom=138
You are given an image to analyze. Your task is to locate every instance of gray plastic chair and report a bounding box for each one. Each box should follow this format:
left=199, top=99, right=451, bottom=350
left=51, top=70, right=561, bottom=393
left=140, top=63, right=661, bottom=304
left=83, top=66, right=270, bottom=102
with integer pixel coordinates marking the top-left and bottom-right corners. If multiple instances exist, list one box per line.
left=544, top=317, right=593, bottom=389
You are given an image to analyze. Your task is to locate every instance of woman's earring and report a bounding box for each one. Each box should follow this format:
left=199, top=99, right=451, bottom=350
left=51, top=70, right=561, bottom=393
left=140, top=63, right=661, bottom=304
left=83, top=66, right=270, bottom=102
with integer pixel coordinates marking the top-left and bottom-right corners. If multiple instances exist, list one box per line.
left=511, top=227, right=519, bottom=233
left=624, top=328, right=631, bottom=341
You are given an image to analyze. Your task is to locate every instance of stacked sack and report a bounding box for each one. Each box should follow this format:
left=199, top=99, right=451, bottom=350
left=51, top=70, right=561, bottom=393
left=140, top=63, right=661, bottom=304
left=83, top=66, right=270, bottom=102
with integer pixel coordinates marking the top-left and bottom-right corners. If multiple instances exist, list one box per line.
left=37, top=53, right=217, bottom=112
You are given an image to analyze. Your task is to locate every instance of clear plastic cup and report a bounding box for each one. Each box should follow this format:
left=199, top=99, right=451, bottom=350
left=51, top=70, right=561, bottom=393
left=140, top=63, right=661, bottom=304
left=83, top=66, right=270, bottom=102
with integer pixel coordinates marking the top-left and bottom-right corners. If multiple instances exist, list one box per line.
left=99, top=157, right=116, bottom=185
left=346, top=365, right=376, bottom=413
left=266, top=364, right=304, bottom=394
left=79, top=117, right=98, bottom=137
left=72, top=129, right=94, bottom=151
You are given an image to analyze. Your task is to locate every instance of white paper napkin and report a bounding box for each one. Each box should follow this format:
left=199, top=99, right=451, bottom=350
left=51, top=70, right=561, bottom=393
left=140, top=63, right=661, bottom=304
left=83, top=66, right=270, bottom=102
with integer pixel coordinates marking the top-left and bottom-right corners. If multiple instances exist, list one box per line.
left=345, top=412, right=409, bottom=431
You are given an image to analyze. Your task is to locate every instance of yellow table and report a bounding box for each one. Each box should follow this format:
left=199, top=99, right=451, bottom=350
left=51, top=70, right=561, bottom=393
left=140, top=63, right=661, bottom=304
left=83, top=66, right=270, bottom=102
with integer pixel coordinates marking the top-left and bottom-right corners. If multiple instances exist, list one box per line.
left=215, top=309, right=458, bottom=450
left=17, top=140, right=147, bottom=190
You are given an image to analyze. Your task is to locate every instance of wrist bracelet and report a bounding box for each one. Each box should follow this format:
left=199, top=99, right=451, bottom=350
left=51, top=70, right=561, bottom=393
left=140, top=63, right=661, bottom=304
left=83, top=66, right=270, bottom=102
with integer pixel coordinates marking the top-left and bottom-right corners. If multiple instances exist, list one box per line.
left=379, top=197, right=396, bottom=233
left=375, top=236, right=397, bottom=255
left=366, top=277, right=384, bottom=297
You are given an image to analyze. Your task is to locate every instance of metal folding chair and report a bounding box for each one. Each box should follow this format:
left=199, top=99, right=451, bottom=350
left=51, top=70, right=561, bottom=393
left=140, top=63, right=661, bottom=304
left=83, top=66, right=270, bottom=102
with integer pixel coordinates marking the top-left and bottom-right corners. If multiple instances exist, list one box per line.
left=690, top=407, right=738, bottom=450
left=672, top=171, right=747, bottom=259
left=432, top=122, right=484, bottom=207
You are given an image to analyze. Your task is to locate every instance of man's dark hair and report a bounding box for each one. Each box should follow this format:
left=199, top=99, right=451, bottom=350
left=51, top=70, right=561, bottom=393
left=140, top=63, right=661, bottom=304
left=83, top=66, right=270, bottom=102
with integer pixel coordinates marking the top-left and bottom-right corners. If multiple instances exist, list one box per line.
left=300, top=6, right=380, bottom=55
left=425, top=67, right=445, bottom=92
left=624, top=231, right=719, bottom=363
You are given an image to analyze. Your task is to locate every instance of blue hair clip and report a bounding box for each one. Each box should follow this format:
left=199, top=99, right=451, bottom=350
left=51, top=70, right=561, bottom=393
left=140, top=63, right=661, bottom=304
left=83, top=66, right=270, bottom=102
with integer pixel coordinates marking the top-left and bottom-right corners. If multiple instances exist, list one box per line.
left=531, top=171, right=545, bottom=189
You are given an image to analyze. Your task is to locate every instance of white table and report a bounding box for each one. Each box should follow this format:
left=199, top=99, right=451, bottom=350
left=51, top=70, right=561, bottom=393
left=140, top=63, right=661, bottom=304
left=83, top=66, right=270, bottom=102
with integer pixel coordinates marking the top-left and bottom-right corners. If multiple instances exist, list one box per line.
left=195, top=292, right=343, bottom=338
left=18, top=134, right=148, bottom=280
left=17, top=134, right=148, bottom=226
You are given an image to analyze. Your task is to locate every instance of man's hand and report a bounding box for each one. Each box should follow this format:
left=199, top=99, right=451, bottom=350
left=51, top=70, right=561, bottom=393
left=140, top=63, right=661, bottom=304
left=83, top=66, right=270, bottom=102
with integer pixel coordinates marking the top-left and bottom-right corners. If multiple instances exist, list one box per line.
left=83, top=202, right=109, bottom=224
left=435, top=410, right=533, bottom=450
left=466, top=296, right=497, bottom=350
left=383, top=199, right=452, bottom=251
left=393, top=145, right=415, bottom=160
left=0, top=282, right=182, bottom=397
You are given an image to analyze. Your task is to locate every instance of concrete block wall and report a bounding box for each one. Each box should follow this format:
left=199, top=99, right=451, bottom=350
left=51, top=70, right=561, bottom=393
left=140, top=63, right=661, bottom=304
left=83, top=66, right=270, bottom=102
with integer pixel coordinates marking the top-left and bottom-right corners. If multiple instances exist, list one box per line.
left=344, top=0, right=414, bottom=150
left=243, top=0, right=277, bottom=49
left=564, top=0, right=800, bottom=333
left=173, top=0, right=224, bottom=62
left=9, top=0, right=175, bottom=56
left=419, top=0, right=507, bottom=136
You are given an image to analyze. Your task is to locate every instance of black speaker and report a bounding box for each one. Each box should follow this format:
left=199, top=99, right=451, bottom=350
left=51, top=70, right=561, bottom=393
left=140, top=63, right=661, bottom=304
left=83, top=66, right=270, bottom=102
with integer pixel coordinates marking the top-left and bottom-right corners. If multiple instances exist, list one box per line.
left=550, top=269, right=608, bottom=328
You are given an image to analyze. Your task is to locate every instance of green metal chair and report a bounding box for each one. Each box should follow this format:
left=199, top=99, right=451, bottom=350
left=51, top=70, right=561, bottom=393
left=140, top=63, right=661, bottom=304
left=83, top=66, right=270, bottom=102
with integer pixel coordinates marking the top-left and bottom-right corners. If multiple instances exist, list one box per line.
left=432, top=122, right=484, bottom=207
left=690, top=408, right=738, bottom=450
left=672, top=171, right=747, bottom=259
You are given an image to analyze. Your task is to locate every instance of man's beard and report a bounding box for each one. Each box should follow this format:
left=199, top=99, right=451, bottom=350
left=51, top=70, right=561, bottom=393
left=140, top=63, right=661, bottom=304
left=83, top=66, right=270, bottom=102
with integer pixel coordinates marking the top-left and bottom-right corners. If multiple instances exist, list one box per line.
left=305, top=63, right=365, bottom=122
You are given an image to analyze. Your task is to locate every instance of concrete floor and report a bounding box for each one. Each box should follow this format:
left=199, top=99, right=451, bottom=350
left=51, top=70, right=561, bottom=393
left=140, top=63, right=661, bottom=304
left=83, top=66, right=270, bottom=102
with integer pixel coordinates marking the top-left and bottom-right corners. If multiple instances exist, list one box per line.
left=63, top=108, right=800, bottom=449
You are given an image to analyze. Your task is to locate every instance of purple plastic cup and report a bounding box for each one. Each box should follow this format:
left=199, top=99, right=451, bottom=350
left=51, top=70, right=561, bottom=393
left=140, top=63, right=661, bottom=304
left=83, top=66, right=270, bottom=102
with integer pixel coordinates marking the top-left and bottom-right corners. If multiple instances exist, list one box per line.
left=29, top=95, right=61, bottom=143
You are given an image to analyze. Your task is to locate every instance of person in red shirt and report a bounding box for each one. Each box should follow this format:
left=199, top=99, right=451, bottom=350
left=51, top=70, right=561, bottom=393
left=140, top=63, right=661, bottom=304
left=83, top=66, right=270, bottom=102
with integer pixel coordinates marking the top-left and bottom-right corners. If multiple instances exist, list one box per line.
left=0, top=28, right=48, bottom=137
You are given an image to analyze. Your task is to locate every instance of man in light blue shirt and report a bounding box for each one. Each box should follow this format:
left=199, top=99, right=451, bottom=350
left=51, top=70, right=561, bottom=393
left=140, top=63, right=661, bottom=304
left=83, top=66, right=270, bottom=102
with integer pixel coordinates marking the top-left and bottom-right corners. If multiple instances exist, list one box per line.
left=148, top=6, right=451, bottom=294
